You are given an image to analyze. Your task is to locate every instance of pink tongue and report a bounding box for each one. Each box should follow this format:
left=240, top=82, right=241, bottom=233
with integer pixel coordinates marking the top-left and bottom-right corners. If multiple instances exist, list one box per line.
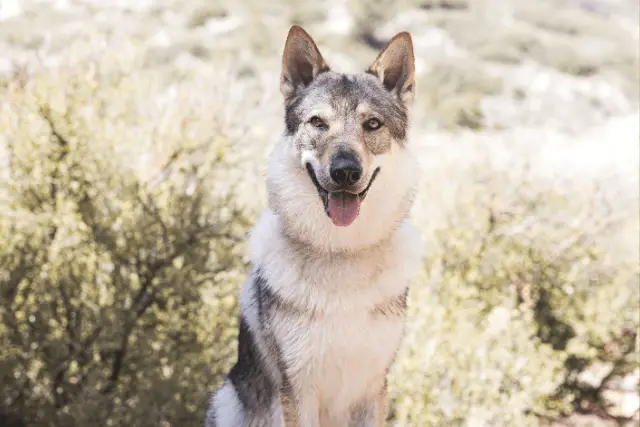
left=327, top=193, right=361, bottom=227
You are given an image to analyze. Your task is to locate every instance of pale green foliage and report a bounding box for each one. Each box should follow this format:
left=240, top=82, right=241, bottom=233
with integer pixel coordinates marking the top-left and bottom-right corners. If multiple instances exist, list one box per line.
left=431, top=0, right=638, bottom=86
left=347, top=0, right=401, bottom=39
left=416, top=57, right=502, bottom=130
left=390, top=273, right=566, bottom=426
left=387, top=148, right=639, bottom=425
left=0, top=57, right=251, bottom=427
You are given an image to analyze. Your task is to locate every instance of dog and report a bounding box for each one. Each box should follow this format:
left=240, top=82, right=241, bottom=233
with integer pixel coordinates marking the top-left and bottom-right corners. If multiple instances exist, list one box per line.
left=205, top=25, right=424, bottom=427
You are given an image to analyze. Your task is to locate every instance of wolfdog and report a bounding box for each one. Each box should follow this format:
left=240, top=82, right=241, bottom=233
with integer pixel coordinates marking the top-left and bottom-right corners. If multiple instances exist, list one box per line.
left=205, top=25, right=423, bottom=427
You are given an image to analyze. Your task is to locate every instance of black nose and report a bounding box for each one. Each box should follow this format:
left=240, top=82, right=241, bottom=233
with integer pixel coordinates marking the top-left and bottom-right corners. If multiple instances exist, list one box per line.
left=330, top=151, right=362, bottom=187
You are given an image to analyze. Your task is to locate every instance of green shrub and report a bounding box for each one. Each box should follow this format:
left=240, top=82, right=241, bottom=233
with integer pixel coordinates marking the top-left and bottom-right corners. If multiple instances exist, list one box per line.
left=390, top=272, right=566, bottom=426
left=388, top=156, right=639, bottom=426
left=0, top=57, right=251, bottom=427
left=347, top=0, right=401, bottom=41
left=415, top=57, right=502, bottom=130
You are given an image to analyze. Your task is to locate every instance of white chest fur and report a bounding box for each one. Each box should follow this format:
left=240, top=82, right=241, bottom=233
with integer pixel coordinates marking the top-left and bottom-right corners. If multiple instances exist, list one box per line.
left=276, top=305, right=404, bottom=416
left=248, top=210, right=424, bottom=421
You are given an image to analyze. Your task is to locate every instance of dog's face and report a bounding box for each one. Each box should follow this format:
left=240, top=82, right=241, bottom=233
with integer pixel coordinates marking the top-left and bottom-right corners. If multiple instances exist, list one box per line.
left=267, top=26, right=419, bottom=251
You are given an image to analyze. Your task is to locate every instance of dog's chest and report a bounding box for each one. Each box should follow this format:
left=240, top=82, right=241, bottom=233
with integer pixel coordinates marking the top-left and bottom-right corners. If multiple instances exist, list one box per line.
left=251, top=212, right=424, bottom=414
left=311, top=311, right=401, bottom=405
left=274, top=303, right=404, bottom=412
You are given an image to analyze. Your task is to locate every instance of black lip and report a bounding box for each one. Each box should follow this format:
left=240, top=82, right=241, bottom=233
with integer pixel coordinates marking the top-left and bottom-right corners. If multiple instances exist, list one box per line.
left=358, top=167, right=381, bottom=199
left=305, top=163, right=381, bottom=215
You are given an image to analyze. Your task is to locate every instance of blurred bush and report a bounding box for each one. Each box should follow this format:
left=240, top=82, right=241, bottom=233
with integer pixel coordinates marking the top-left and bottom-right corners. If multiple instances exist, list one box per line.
left=388, top=165, right=639, bottom=426
left=0, top=58, right=251, bottom=427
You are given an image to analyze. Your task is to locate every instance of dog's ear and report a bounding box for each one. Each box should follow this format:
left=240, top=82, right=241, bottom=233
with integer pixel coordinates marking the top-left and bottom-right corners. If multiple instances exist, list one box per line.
left=280, top=25, right=330, bottom=101
left=367, top=32, right=415, bottom=105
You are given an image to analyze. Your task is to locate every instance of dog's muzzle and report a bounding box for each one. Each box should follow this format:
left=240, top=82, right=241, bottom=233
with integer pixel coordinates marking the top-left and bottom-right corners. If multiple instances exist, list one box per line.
left=305, top=163, right=381, bottom=227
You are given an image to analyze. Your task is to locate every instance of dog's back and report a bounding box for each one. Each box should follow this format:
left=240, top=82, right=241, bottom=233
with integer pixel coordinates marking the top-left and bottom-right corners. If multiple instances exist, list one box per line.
left=206, top=25, right=422, bottom=427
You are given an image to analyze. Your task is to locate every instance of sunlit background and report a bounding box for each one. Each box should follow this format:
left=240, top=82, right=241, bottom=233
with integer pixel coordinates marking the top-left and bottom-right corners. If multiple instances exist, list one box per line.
left=0, top=1, right=638, bottom=426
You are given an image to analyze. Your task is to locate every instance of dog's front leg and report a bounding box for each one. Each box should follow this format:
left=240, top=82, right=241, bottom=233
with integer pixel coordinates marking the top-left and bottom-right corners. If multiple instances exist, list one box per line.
left=279, top=387, right=320, bottom=427
left=351, top=378, right=389, bottom=427
left=279, top=387, right=299, bottom=427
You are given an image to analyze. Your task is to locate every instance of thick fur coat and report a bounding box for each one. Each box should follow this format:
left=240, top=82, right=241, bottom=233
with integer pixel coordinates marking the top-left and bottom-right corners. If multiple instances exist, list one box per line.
left=206, top=25, right=424, bottom=427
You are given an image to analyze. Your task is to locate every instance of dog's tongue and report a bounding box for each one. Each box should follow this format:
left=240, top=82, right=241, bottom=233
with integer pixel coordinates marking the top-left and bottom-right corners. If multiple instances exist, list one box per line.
left=327, top=192, right=360, bottom=227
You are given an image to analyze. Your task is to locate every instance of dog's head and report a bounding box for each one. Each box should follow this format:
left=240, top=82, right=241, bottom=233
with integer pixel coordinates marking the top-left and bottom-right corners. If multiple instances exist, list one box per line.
left=267, top=25, right=419, bottom=252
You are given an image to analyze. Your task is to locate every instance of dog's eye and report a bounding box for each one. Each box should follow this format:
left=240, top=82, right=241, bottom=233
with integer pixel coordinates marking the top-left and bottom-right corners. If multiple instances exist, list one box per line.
left=364, top=118, right=383, bottom=131
left=309, top=116, right=327, bottom=129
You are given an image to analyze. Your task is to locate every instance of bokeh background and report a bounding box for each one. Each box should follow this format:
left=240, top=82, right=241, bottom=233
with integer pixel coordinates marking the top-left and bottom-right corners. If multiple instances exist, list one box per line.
left=0, top=0, right=638, bottom=426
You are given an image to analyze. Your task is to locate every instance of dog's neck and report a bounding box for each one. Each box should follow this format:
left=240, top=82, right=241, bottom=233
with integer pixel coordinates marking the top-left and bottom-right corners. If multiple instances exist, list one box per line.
left=269, top=195, right=416, bottom=255
left=278, top=211, right=404, bottom=256
left=250, top=207, right=423, bottom=275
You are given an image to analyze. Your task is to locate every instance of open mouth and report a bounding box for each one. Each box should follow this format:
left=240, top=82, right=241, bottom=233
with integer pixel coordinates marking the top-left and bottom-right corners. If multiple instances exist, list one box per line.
left=305, top=163, right=381, bottom=227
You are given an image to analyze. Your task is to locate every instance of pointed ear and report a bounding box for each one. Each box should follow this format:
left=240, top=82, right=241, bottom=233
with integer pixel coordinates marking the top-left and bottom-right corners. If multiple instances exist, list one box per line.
left=367, top=32, right=416, bottom=104
left=280, top=25, right=330, bottom=101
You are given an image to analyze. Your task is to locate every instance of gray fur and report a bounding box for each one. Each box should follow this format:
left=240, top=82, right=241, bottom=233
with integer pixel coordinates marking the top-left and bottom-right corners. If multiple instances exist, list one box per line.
left=372, top=288, right=409, bottom=318
left=284, top=71, right=409, bottom=143
left=205, top=25, right=423, bottom=427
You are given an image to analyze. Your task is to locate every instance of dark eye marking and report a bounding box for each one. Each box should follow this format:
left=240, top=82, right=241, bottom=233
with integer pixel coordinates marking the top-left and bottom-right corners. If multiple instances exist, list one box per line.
left=309, top=116, right=328, bottom=129
left=363, top=117, right=383, bottom=131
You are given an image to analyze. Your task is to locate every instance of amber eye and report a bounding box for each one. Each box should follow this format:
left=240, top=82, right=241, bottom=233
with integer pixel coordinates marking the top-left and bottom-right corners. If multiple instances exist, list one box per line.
left=309, top=116, right=326, bottom=129
left=364, top=118, right=383, bottom=131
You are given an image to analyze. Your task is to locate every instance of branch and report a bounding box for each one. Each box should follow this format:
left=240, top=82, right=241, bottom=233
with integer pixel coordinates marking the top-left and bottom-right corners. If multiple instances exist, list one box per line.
left=37, top=106, right=70, bottom=241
